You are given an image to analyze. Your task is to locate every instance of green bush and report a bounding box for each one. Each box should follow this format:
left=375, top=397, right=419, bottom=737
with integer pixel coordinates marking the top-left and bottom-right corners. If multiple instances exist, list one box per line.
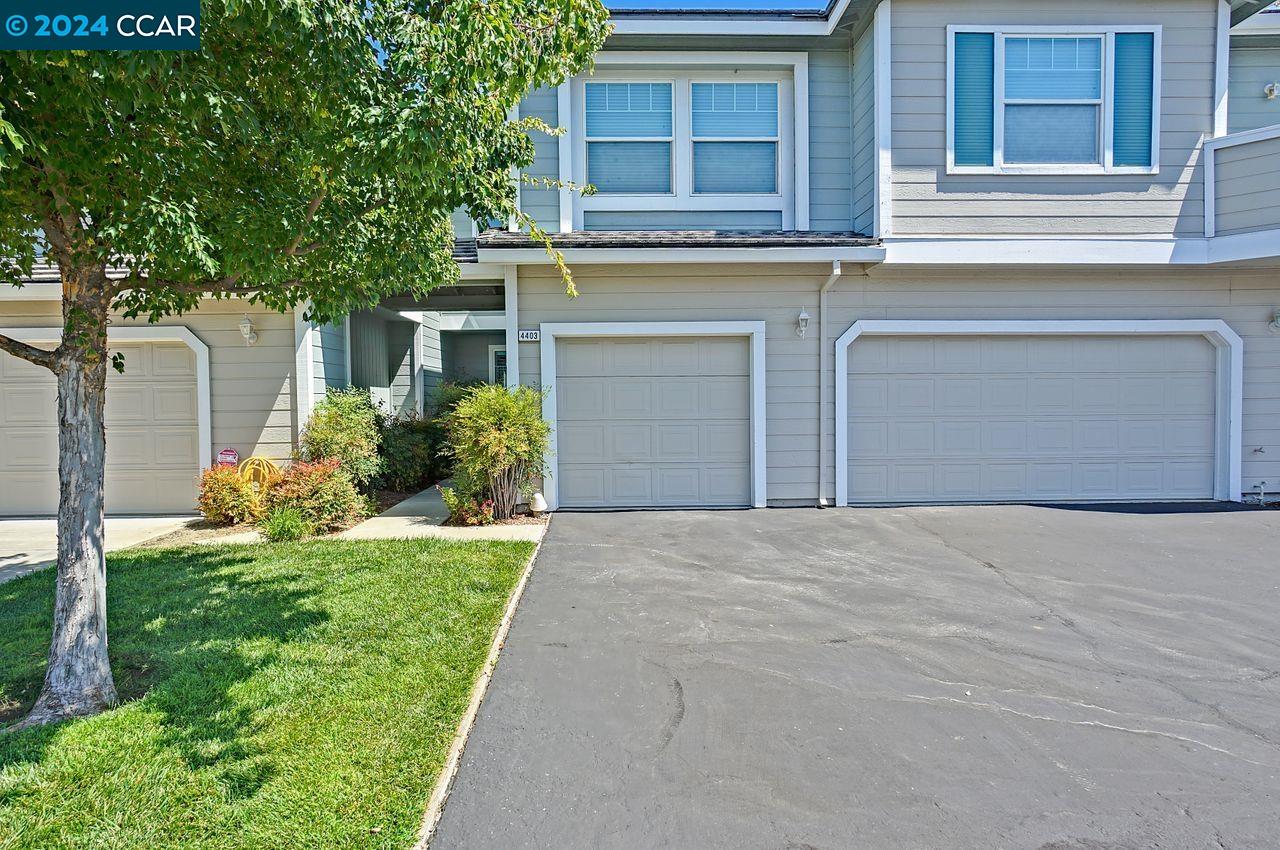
left=378, top=414, right=443, bottom=492
left=264, top=458, right=367, bottom=533
left=196, top=465, right=262, bottom=525
left=446, top=384, right=549, bottom=520
left=259, top=506, right=313, bottom=542
left=300, top=388, right=383, bottom=487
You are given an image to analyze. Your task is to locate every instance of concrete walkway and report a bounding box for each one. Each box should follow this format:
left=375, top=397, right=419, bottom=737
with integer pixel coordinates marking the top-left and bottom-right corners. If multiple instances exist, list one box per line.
left=0, top=516, right=192, bottom=584
left=339, top=485, right=546, bottom=542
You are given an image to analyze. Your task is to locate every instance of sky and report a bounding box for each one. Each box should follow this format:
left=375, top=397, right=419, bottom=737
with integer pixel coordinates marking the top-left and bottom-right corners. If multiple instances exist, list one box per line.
left=606, top=0, right=830, bottom=10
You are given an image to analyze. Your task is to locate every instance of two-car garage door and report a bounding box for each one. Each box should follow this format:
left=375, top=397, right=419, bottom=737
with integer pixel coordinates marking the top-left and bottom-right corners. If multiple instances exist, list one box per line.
left=0, top=342, right=201, bottom=515
left=845, top=334, right=1218, bottom=503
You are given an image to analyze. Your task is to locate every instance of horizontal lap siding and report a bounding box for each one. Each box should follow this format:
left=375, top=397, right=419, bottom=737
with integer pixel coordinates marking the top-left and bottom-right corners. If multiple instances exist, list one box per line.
left=312, top=319, right=348, bottom=402
left=0, top=299, right=299, bottom=464
left=514, top=263, right=1280, bottom=504
left=1228, top=45, right=1280, bottom=133
left=891, top=0, right=1214, bottom=237
left=1213, top=134, right=1280, bottom=235
left=853, top=23, right=877, bottom=235
left=521, top=87, right=561, bottom=232
left=810, top=50, right=855, bottom=232
left=420, top=310, right=443, bottom=402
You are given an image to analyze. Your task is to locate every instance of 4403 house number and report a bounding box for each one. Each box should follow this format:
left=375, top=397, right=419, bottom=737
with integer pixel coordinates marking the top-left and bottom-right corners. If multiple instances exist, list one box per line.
left=517, top=329, right=540, bottom=342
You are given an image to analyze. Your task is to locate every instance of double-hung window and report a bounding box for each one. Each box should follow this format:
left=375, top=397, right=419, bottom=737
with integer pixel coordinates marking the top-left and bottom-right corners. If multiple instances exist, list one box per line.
left=949, top=26, right=1160, bottom=174
left=585, top=82, right=674, bottom=194
left=574, top=65, right=798, bottom=229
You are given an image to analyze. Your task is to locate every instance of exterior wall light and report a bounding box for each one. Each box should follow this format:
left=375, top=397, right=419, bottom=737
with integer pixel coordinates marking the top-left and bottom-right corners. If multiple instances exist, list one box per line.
left=1266, top=82, right=1278, bottom=101
left=239, top=314, right=258, bottom=346
left=796, top=308, right=811, bottom=338
left=1269, top=309, right=1280, bottom=334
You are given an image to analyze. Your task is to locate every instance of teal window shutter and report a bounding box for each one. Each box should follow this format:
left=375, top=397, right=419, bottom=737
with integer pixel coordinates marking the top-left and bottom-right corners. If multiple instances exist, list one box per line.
left=1113, top=32, right=1155, bottom=168
left=953, top=32, right=995, bottom=167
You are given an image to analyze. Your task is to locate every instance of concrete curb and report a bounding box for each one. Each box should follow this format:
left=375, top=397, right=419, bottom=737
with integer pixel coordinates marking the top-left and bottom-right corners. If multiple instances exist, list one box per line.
left=412, top=516, right=550, bottom=849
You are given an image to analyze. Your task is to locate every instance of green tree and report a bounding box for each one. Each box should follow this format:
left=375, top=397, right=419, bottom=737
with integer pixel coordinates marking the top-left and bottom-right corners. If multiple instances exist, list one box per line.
left=0, top=0, right=608, bottom=727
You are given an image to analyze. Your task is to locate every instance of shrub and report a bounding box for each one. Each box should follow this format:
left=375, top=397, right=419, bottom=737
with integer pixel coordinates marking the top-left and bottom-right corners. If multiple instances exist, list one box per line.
left=197, top=465, right=262, bottom=525
left=446, top=384, right=549, bottom=520
left=378, top=414, right=443, bottom=492
left=438, top=470, right=496, bottom=526
left=300, top=388, right=383, bottom=487
left=264, top=458, right=367, bottom=533
left=259, top=506, right=312, bottom=542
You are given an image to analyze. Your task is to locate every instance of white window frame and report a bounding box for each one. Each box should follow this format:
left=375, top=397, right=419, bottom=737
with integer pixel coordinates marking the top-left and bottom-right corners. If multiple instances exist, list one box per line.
left=946, top=24, right=1162, bottom=176
left=570, top=52, right=808, bottom=230
left=488, top=344, right=507, bottom=385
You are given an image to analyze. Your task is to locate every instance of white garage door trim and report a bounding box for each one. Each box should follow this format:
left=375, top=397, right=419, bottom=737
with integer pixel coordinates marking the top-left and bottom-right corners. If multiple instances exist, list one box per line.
left=0, top=325, right=212, bottom=474
left=834, top=320, right=1244, bottom=506
left=540, top=321, right=768, bottom=510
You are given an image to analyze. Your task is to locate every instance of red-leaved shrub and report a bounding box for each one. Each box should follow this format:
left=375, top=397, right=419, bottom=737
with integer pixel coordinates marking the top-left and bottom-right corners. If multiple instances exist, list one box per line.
left=263, top=458, right=366, bottom=533
left=197, top=465, right=262, bottom=526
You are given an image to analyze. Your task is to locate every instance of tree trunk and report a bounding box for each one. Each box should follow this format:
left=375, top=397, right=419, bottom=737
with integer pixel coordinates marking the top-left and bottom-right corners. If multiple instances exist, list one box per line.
left=16, top=272, right=118, bottom=727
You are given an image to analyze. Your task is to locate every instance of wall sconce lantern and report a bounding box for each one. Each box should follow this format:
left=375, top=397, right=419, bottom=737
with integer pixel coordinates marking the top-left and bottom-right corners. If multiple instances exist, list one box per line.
left=1266, top=82, right=1278, bottom=101
left=1268, top=309, right=1280, bottom=334
left=239, top=314, right=258, bottom=346
left=796, top=308, right=811, bottom=339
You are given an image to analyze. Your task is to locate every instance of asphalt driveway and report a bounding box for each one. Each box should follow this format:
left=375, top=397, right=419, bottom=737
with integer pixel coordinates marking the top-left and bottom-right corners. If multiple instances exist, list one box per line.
left=433, top=505, right=1280, bottom=849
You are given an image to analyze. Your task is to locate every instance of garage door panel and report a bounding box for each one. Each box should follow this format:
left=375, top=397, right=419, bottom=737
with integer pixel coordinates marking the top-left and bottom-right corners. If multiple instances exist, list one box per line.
left=846, top=334, right=1217, bottom=503
left=557, top=336, right=751, bottom=508
left=151, top=344, right=196, bottom=376
left=153, top=386, right=198, bottom=421
left=1, top=386, right=54, bottom=423
left=5, top=430, right=57, bottom=467
left=107, top=386, right=149, bottom=421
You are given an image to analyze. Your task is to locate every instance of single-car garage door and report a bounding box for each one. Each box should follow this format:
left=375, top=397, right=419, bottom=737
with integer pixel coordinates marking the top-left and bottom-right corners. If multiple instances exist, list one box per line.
left=555, top=336, right=751, bottom=508
left=0, top=341, right=201, bottom=515
left=845, top=334, right=1217, bottom=503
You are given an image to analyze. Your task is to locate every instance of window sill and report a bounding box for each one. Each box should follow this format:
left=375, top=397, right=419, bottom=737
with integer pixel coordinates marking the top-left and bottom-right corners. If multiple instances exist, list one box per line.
left=947, top=164, right=1160, bottom=177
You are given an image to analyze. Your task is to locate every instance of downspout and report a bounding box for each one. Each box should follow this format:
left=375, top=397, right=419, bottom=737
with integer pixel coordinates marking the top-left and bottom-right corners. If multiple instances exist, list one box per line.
left=817, top=261, right=842, bottom=507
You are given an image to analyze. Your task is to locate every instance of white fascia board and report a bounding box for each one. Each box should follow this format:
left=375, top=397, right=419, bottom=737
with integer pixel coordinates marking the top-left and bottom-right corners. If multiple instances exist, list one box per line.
left=459, top=263, right=508, bottom=280
left=608, top=0, right=853, bottom=37
left=882, top=237, right=1211, bottom=265
left=1206, top=227, right=1280, bottom=264
left=476, top=246, right=886, bottom=264
left=437, top=311, right=506, bottom=332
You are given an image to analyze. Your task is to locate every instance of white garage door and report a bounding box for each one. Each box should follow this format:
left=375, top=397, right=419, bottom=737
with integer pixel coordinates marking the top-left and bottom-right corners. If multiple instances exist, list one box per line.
left=0, top=342, right=201, bottom=515
left=845, top=334, right=1218, bottom=503
left=556, top=336, right=751, bottom=508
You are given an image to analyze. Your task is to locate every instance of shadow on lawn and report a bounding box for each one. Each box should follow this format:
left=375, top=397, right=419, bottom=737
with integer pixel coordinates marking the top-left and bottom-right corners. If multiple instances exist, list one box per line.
left=0, top=546, right=330, bottom=799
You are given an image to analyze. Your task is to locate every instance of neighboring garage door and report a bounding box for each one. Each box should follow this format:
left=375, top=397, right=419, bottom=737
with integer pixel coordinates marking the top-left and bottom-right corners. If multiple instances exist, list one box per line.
left=0, top=341, right=201, bottom=515
left=555, top=336, right=751, bottom=508
left=845, top=334, right=1218, bottom=503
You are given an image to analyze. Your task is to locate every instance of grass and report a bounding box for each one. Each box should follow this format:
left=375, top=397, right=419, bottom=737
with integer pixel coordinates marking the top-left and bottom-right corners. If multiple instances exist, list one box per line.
left=0, top=538, right=535, bottom=850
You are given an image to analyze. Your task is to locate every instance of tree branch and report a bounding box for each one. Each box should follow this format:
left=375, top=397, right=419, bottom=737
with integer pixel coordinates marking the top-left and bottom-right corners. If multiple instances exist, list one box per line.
left=0, top=332, right=57, bottom=370
left=284, top=189, right=328, bottom=256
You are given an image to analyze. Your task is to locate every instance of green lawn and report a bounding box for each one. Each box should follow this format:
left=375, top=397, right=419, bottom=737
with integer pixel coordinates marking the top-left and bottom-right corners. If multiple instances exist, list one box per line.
left=0, top=538, right=535, bottom=850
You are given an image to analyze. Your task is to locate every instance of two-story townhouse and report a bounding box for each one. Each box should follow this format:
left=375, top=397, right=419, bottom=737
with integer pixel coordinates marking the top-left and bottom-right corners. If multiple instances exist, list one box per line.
left=3, top=0, right=1278, bottom=516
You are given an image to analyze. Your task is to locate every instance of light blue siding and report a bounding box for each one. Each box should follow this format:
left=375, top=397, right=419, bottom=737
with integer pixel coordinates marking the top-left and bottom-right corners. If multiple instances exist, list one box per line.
left=420, top=311, right=442, bottom=402
left=312, top=319, right=348, bottom=404
left=388, top=322, right=417, bottom=416
left=583, top=210, right=784, bottom=231
left=520, top=86, right=561, bottom=231
left=809, top=49, right=854, bottom=231
left=1229, top=44, right=1280, bottom=133
left=852, top=23, right=877, bottom=235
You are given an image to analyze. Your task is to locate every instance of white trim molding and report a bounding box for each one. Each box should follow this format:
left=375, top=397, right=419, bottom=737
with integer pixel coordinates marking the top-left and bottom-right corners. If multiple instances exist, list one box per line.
left=477, top=245, right=886, bottom=265
left=503, top=265, right=520, bottom=388
left=488, top=344, right=508, bottom=385
left=1202, top=123, right=1280, bottom=238
left=1215, top=0, right=1232, bottom=138
left=438, top=311, right=506, bottom=332
left=569, top=52, right=809, bottom=231
left=874, top=0, right=893, bottom=237
left=945, top=24, right=1163, bottom=177
left=833, top=319, right=1244, bottom=506
left=293, top=305, right=315, bottom=438
left=0, top=324, right=213, bottom=475
left=538, top=321, right=768, bottom=510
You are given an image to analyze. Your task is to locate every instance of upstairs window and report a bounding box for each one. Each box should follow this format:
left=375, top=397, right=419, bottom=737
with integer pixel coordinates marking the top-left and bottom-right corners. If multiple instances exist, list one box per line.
left=691, top=83, right=779, bottom=194
left=585, top=83, right=674, bottom=194
left=572, top=64, right=799, bottom=230
left=949, top=26, right=1160, bottom=174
